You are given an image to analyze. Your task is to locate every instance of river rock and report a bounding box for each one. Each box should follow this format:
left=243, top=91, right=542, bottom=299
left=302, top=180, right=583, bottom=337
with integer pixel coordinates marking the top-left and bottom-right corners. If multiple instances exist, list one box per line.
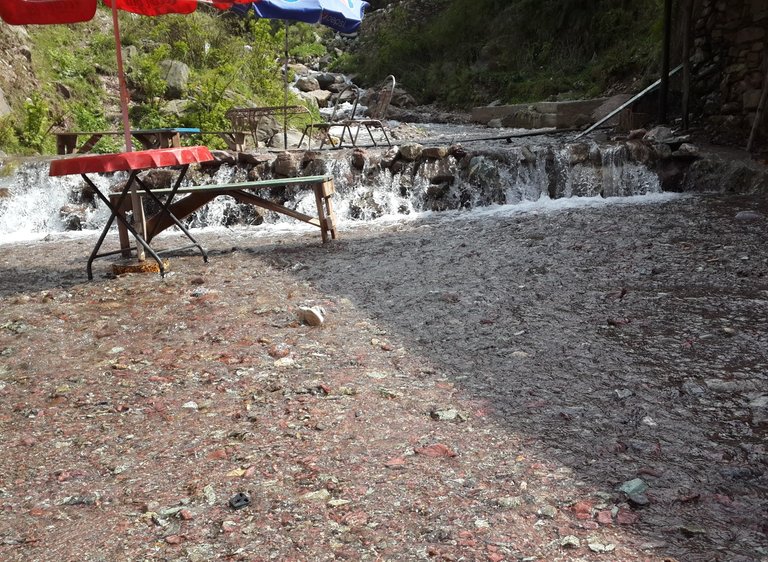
left=618, top=478, right=648, bottom=496
left=302, top=89, right=333, bottom=107
left=273, top=152, right=299, bottom=177
left=399, top=142, right=423, bottom=161
left=351, top=148, right=368, bottom=170
left=735, top=210, right=763, bottom=222
left=296, top=76, right=320, bottom=92
left=314, top=72, right=344, bottom=90
left=298, top=306, right=325, bottom=327
left=644, top=126, right=673, bottom=143
left=749, top=395, right=768, bottom=425
left=422, top=146, right=449, bottom=160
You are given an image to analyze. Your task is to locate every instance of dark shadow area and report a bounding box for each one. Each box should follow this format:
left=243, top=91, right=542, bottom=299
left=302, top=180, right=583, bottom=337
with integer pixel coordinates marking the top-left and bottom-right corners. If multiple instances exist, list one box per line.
left=231, top=194, right=768, bottom=561
left=0, top=238, right=97, bottom=297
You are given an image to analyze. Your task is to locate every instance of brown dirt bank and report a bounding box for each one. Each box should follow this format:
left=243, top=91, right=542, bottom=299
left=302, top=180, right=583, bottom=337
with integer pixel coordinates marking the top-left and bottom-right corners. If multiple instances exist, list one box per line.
left=0, top=192, right=766, bottom=561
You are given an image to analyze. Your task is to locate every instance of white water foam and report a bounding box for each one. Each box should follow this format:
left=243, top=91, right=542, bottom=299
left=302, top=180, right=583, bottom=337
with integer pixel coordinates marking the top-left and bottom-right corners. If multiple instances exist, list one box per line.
left=0, top=141, right=667, bottom=246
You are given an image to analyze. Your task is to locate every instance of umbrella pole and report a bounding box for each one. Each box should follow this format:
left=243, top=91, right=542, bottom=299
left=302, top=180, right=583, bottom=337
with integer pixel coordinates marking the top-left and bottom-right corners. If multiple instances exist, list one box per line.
left=284, top=20, right=289, bottom=149
left=112, top=3, right=146, bottom=261
left=111, top=4, right=132, bottom=154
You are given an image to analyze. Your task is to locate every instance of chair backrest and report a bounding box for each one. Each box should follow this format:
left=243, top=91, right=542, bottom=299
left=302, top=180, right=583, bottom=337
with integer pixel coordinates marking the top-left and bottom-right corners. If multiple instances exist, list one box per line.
left=366, top=75, right=396, bottom=120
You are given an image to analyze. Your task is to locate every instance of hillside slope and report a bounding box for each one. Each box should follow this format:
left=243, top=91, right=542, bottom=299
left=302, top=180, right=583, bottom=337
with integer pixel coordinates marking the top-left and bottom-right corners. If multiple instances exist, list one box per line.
left=0, top=1, right=666, bottom=154
left=346, top=0, right=663, bottom=108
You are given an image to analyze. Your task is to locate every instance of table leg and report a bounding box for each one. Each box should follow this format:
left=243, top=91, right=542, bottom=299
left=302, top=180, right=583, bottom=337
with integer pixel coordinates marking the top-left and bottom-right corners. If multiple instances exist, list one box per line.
left=314, top=180, right=338, bottom=244
left=132, top=133, right=157, bottom=150
left=83, top=173, right=167, bottom=279
left=56, top=134, right=78, bottom=155
left=218, top=132, right=245, bottom=151
left=137, top=165, right=208, bottom=263
left=78, top=134, right=105, bottom=154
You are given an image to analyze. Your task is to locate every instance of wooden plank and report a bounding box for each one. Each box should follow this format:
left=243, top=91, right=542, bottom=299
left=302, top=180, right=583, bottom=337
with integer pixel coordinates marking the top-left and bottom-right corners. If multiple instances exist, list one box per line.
left=147, top=176, right=334, bottom=195
left=230, top=190, right=320, bottom=226
left=143, top=191, right=220, bottom=241
left=112, top=176, right=336, bottom=250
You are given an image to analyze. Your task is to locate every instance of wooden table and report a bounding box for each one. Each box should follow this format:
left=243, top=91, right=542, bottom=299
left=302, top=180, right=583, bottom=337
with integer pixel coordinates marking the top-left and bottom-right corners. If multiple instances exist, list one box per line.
left=226, top=106, right=310, bottom=147
left=54, top=128, right=247, bottom=154
left=49, top=146, right=215, bottom=279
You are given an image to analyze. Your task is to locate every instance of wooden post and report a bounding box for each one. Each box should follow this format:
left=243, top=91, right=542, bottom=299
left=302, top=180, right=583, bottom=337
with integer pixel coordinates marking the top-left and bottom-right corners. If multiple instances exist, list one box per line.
left=681, top=0, right=693, bottom=130
left=659, top=0, right=673, bottom=124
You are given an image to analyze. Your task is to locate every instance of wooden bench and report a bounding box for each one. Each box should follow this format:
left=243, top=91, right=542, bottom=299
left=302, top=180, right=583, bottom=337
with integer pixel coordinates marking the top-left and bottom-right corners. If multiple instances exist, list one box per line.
left=55, top=127, right=247, bottom=154
left=109, top=175, right=337, bottom=257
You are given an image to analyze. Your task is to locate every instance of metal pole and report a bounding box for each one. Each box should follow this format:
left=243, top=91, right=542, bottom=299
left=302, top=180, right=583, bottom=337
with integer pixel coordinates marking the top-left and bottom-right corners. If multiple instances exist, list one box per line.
left=112, top=2, right=146, bottom=261
left=659, top=0, right=673, bottom=124
left=111, top=3, right=132, bottom=153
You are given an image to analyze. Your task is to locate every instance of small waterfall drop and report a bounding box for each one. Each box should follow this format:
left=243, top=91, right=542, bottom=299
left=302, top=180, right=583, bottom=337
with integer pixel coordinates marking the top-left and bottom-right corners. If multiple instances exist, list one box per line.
left=0, top=138, right=664, bottom=244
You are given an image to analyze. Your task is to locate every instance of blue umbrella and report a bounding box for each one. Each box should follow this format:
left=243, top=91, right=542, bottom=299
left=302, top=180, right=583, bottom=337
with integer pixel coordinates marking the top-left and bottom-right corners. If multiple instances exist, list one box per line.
left=233, top=0, right=369, bottom=146
left=235, top=0, right=368, bottom=34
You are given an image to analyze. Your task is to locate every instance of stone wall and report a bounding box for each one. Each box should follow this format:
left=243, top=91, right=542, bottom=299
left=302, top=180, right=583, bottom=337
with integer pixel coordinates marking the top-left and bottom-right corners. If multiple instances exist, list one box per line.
left=692, top=0, right=767, bottom=145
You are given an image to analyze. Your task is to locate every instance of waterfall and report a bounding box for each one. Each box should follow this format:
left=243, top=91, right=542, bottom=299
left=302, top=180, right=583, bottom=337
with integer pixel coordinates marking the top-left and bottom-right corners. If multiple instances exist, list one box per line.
left=0, top=139, right=663, bottom=244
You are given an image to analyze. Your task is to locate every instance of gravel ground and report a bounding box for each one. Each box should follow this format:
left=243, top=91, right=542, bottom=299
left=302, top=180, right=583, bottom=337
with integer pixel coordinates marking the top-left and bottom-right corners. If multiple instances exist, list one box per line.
left=0, top=192, right=766, bottom=562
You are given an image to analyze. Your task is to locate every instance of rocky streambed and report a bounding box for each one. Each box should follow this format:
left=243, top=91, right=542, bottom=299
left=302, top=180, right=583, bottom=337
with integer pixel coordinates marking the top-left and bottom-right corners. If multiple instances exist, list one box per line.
left=4, top=125, right=766, bottom=242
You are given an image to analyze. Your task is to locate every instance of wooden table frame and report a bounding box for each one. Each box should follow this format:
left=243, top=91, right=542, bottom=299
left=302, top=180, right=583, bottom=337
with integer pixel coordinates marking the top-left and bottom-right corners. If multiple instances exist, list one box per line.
left=226, top=106, right=310, bottom=147
left=110, top=176, right=338, bottom=255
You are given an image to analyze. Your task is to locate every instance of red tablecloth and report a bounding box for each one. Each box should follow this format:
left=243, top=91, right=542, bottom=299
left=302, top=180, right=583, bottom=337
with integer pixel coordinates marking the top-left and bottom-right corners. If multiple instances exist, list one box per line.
left=49, top=146, right=214, bottom=177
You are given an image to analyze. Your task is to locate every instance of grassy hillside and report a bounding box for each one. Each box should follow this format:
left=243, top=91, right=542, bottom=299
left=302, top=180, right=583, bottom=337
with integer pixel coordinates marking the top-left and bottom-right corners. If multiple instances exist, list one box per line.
left=0, top=1, right=665, bottom=155
left=346, top=0, right=664, bottom=107
left=0, top=7, right=323, bottom=155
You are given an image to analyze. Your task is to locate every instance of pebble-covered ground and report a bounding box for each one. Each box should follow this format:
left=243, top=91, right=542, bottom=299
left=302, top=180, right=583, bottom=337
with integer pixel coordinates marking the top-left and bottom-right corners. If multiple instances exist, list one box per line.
left=0, top=192, right=766, bottom=561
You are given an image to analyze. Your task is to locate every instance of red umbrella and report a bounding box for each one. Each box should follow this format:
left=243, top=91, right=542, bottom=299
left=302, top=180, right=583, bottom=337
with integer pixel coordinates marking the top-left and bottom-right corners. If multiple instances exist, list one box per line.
left=0, top=0, right=258, bottom=152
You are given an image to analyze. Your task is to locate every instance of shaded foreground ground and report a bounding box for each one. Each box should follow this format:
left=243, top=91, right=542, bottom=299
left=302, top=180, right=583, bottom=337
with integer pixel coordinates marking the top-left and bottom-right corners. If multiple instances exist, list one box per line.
left=0, top=193, right=766, bottom=562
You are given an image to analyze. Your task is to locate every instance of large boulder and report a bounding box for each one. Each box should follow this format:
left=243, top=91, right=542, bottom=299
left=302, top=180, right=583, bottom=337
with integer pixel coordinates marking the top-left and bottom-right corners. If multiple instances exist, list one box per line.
left=159, top=59, right=190, bottom=99
left=273, top=151, right=300, bottom=177
left=295, top=76, right=320, bottom=92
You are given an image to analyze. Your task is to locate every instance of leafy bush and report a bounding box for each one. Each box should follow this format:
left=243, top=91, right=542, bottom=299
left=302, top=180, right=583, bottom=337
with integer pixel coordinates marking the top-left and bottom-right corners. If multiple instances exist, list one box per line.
left=0, top=116, right=21, bottom=155
left=18, top=93, right=54, bottom=154
left=68, top=102, right=122, bottom=153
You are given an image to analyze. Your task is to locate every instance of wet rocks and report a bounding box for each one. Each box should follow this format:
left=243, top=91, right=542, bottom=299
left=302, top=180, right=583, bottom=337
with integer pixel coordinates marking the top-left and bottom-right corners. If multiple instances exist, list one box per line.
left=398, top=142, right=423, bottom=161
left=749, top=395, right=768, bottom=425
left=735, top=210, right=763, bottom=222
left=273, top=151, right=300, bottom=177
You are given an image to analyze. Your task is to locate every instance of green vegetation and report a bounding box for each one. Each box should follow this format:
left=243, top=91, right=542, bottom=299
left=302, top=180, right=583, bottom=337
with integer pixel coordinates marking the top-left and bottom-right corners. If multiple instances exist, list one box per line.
left=2, top=6, right=326, bottom=154
left=0, top=1, right=666, bottom=154
left=347, top=0, right=664, bottom=107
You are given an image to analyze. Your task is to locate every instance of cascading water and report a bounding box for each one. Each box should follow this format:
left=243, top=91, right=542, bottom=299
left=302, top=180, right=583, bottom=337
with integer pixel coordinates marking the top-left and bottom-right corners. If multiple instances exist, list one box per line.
left=0, top=138, right=663, bottom=244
